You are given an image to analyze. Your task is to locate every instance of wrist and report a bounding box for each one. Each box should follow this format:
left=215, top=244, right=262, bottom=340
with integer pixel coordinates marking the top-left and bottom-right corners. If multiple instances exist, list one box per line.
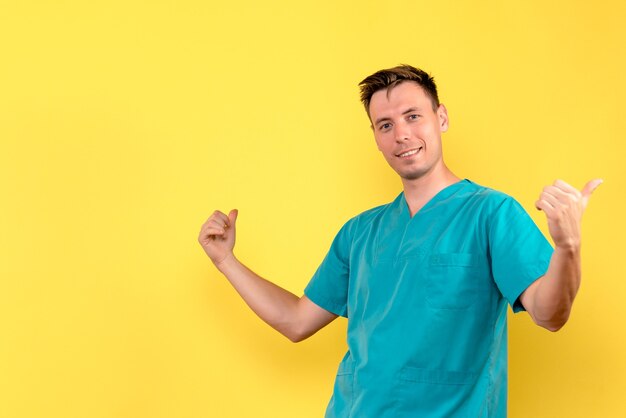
left=214, top=252, right=238, bottom=273
left=554, top=242, right=580, bottom=256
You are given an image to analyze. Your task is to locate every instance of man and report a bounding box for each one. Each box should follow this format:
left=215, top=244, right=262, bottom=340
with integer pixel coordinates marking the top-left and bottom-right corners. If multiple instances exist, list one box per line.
left=198, top=65, right=601, bottom=417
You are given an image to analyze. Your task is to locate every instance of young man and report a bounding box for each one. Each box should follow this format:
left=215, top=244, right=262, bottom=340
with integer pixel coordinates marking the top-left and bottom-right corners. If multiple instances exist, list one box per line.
left=198, top=65, right=601, bottom=417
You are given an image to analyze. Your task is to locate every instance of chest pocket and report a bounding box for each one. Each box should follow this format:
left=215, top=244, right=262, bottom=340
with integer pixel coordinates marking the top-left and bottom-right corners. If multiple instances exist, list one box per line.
left=425, top=253, right=491, bottom=310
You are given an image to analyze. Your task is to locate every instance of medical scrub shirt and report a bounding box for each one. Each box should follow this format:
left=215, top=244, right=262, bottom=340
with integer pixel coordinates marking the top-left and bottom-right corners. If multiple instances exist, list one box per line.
left=304, top=179, right=553, bottom=418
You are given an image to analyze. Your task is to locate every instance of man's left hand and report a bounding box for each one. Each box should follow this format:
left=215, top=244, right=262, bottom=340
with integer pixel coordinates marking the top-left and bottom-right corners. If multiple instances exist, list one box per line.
left=535, top=179, right=603, bottom=249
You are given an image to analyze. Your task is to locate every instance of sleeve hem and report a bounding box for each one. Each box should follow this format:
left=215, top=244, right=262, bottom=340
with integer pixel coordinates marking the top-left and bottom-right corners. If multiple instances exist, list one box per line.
left=304, top=288, right=348, bottom=318
left=508, top=261, right=551, bottom=314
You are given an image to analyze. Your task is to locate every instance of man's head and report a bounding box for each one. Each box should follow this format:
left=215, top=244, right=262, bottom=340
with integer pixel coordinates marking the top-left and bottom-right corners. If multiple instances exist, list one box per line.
left=359, top=65, right=449, bottom=182
left=359, top=64, right=440, bottom=118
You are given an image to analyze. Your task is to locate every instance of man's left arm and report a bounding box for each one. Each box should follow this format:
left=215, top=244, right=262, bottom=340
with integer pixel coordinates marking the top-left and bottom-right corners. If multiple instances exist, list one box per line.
left=520, top=179, right=603, bottom=332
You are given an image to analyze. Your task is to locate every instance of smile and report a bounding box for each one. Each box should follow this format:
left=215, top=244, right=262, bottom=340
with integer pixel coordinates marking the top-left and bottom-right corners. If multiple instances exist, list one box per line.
left=396, top=147, right=422, bottom=158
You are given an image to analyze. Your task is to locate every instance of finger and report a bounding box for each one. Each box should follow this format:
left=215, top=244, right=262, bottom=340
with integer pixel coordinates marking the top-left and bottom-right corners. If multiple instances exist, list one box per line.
left=581, top=178, right=603, bottom=198
left=581, top=178, right=603, bottom=209
left=539, top=190, right=561, bottom=208
left=542, top=185, right=577, bottom=206
left=202, top=221, right=227, bottom=233
left=553, top=179, right=581, bottom=197
left=535, top=199, right=555, bottom=215
left=198, top=227, right=225, bottom=243
left=212, top=210, right=231, bottom=228
left=207, top=219, right=227, bottom=230
left=228, top=209, right=238, bottom=226
left=202, top=217, right=217, bottom=227
left=204, top=227, right=226, bottom=237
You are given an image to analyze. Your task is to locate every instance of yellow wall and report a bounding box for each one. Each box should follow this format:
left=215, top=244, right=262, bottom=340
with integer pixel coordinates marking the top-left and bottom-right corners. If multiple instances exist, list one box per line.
left=1, top=1, right=624, bottom=417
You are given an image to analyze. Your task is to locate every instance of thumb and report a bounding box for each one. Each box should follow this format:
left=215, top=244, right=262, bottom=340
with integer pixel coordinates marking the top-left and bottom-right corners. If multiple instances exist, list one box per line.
left=228, top=209, right=238, bottom=227
left=581, top=178, right=603, bottom=208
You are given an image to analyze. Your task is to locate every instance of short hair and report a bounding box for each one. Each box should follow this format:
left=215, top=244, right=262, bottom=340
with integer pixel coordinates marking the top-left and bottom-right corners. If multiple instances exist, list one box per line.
left=358, top=64, right=440, bottom=115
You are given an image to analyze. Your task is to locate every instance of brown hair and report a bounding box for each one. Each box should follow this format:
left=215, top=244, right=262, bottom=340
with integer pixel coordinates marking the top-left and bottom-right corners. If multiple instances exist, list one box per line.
left=358, top=64, right=440, bottom=116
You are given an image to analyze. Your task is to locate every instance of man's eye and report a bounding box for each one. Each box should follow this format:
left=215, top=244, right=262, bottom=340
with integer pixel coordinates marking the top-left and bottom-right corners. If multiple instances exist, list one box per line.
left=380, top=123, right=391, bottom=130
left=408, top=114, right=420, bottom=120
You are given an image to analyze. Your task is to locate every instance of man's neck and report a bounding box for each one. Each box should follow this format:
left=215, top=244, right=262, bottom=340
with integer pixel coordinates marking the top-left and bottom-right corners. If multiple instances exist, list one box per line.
left=401, top=166, right=461, bottom=217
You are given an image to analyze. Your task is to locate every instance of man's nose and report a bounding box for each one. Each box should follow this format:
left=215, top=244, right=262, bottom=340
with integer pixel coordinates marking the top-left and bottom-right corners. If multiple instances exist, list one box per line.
left=394, top=122, right=410, bottom=142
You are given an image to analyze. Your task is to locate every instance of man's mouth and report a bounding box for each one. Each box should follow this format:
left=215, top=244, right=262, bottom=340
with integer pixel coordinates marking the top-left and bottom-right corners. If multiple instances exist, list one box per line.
left=396, top=147, right=423, bottom=158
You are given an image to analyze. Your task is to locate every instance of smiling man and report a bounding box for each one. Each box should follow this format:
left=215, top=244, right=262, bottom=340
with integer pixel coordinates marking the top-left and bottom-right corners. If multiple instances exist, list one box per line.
left=198, top=65, right=601, bottom=417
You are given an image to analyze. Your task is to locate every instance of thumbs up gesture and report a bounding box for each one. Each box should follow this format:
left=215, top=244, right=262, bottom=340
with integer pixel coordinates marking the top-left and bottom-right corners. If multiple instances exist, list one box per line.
left=198, top=209, right=239, bottom=266
left=535, top=179, right=603, bottom=249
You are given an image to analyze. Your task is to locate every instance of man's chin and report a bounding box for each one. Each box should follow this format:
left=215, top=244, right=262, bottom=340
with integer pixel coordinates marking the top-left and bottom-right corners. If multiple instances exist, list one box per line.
left=398, top=169, right=428, bottom=181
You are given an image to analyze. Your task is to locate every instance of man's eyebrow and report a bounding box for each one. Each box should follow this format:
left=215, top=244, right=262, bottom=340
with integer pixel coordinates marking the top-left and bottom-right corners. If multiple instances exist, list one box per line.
left=402, top=107, right=421, bottom=115
left=374, top=116, right=391, bottom=125
left=374, top=107, right=422, bottom=126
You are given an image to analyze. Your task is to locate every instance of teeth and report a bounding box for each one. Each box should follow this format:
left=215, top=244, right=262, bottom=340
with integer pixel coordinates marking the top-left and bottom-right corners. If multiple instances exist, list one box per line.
left=399, top=148, right=419, bottom=157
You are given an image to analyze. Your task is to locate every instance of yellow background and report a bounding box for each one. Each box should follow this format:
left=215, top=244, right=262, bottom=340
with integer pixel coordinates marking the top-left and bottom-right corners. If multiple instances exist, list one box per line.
left=1, top=1, right=624, bottom=417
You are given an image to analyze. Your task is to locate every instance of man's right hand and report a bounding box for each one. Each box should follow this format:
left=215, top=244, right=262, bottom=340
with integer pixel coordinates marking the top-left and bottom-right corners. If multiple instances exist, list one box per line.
left=198, top=209, right=238, bottom=266
left=197, top=208, right=338, bottom=342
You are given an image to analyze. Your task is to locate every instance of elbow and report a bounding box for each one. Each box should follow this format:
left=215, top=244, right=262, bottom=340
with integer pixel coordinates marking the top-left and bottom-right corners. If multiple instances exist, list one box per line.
left=542, top=322, right=565, bottom=332
left=532, top=304, right=572, bottom=333
left=282, top=322, right=312, bottom=343
left=287, top=333, right=306, bottom=343
left=285, top=328, right=310, bottom=343
left=537, top=315, right=569, bottom=332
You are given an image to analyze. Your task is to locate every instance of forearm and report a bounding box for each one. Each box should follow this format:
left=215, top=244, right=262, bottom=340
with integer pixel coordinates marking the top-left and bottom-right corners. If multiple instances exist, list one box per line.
left=215, top=253, right=303, bottom=341
left=531, top=245, right=581, bottom=330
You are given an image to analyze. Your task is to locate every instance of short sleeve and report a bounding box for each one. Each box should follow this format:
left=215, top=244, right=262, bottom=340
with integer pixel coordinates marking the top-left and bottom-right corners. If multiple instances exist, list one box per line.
left=303, top=218, right=355, bottom=318
left=489, top=197, right=554, bottom=313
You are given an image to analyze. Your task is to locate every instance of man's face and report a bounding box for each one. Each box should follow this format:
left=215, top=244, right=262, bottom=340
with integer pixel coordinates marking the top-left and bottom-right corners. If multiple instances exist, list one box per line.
left=368, top=81, right=449, bottom=181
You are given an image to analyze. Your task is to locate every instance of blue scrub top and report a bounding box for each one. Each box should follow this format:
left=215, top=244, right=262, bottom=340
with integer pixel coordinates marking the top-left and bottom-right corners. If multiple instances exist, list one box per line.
left=304, top=179, right=553, bottom=418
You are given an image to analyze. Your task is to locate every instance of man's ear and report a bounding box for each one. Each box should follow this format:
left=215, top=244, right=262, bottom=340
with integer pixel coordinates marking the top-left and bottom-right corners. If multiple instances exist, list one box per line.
left=438, top=103, right=449, bottom=133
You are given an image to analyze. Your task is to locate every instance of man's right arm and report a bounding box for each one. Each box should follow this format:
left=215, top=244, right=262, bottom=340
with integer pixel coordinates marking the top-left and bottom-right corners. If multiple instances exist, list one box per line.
left=198, top=209, right=338, bottom=342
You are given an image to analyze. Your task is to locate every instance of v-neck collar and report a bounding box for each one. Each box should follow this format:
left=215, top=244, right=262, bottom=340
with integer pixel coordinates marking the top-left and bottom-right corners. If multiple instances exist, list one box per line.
left=398, top=179, right=470, bottom=220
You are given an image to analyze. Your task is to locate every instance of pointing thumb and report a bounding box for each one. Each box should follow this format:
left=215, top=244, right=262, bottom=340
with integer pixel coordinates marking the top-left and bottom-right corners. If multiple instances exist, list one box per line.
left=228, top=209, right=238, bottom=227
left=581, top=179, right=603, bottom=197
left=581, top=179, right=603, bottom=209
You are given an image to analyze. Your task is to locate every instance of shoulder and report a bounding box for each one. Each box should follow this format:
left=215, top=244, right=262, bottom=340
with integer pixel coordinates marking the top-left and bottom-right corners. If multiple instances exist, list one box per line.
left=354, top=201, right=391, bottom=222
left=452, top=180, right=539, bottom=233
left=462, top=180, right=546, bottom=246
left=462, top=179, right=522, bottom=213
left=335, top=197, right=398, bottom=238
